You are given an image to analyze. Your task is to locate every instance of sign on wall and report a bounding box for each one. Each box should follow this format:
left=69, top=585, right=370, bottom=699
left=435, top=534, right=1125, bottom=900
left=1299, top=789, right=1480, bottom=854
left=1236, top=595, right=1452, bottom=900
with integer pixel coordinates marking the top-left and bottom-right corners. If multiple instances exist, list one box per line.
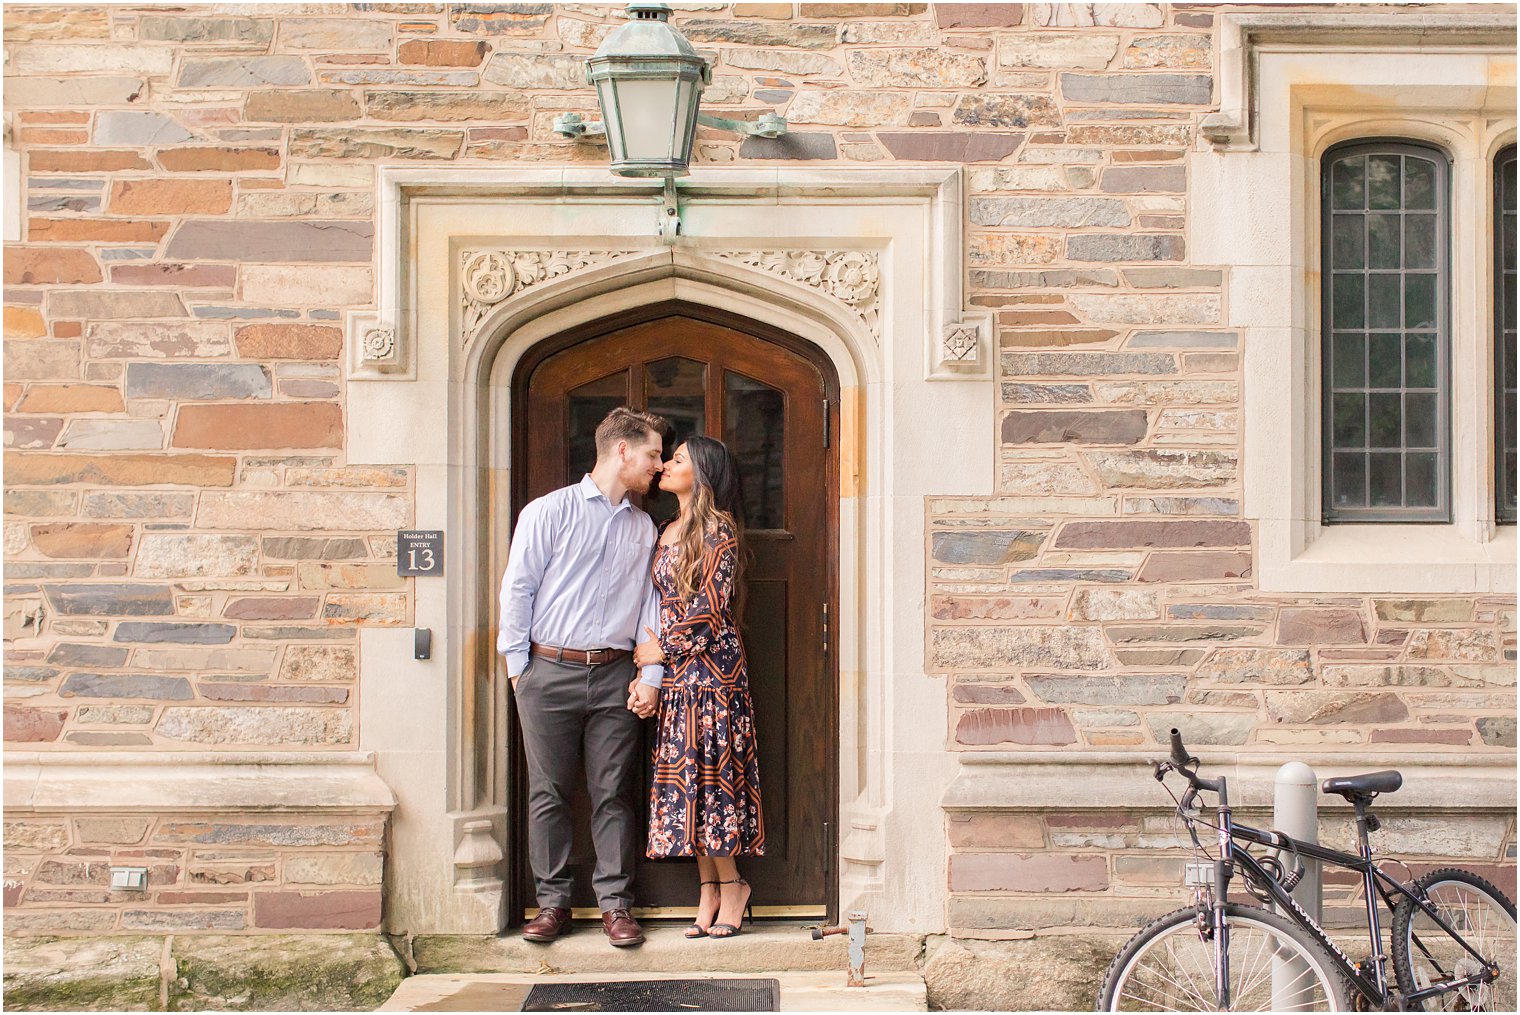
left=397, top=530, right=444, bottom=577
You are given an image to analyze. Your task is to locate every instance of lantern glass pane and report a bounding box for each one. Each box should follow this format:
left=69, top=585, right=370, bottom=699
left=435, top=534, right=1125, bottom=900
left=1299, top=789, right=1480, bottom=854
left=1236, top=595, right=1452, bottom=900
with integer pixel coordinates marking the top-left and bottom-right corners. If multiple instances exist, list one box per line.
left=612, top=76, right=683, bottom=164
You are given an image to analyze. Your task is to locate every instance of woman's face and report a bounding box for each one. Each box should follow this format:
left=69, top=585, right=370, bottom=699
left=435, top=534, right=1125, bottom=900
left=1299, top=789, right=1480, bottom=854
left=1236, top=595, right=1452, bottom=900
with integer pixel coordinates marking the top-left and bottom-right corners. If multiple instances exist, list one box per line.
left=658, top=443, right=695, bottom=496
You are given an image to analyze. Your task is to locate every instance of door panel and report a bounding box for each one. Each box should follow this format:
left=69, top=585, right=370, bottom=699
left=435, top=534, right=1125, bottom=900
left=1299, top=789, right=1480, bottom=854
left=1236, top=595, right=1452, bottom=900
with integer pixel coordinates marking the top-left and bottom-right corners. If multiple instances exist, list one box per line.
left=511, top=315, right=836, bottom=918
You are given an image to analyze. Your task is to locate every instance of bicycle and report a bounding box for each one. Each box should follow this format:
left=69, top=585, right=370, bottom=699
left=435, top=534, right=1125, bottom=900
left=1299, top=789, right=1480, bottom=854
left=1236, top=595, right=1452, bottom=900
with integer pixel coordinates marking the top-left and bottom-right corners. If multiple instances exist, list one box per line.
left=1097, top=728, right=1516, bottom=1011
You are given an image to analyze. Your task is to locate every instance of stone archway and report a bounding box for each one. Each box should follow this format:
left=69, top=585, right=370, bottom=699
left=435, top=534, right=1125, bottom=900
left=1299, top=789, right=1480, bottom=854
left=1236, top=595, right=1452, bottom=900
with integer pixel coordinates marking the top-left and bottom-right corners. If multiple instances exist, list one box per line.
left=452, top=255, right=870, bottom=930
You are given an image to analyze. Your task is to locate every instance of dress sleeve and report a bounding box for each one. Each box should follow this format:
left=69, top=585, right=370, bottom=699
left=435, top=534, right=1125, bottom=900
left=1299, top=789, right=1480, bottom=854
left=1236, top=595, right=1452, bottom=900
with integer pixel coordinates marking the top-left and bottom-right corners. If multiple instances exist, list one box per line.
left=659, top=523, right=737, bottom=660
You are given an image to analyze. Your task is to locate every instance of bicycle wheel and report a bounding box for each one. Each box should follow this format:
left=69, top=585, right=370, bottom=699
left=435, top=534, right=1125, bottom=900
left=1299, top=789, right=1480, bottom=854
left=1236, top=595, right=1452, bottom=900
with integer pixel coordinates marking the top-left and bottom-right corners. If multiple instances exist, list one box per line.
left=1391, top=867, right=1517, bottom=1012
left=1097, top=903, right=1350, bottom=1011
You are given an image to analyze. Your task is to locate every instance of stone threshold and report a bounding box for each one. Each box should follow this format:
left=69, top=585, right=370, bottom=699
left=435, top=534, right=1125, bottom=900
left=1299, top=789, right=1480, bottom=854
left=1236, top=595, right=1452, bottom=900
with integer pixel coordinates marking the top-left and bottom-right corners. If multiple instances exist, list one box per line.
left=409, top=923, right=925, bottom=975
left=379, top=971, right=927, bottom=1012
left=4, top=751, right=396, bottom=814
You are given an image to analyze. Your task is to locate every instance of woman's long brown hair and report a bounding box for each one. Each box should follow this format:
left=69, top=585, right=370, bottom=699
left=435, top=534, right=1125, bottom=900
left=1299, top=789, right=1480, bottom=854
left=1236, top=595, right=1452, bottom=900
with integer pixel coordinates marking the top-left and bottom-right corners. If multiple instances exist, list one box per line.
left=672, top=436, right=745, bottom=609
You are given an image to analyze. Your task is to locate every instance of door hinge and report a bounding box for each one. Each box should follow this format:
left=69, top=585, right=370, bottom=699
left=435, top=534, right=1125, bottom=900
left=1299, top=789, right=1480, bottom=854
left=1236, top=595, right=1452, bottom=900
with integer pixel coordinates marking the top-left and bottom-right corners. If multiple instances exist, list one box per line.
left=822, top=603, right=829, bottom=655
left=822, top=399, right=830, bottom=449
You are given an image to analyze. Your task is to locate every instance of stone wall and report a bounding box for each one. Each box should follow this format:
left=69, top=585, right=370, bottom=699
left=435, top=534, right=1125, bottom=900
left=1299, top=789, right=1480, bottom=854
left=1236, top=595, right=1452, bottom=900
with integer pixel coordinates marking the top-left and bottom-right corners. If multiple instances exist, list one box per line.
left=4, top=813, right=384, bottom=934
left=3, top=0, right=1514, bottom=937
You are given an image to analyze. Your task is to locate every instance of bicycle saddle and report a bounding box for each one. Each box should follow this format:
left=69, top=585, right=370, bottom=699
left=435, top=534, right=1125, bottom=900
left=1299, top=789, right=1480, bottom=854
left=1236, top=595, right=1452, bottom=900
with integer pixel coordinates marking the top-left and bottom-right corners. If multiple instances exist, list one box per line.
left=1321, top=770, right=1402, bottom=802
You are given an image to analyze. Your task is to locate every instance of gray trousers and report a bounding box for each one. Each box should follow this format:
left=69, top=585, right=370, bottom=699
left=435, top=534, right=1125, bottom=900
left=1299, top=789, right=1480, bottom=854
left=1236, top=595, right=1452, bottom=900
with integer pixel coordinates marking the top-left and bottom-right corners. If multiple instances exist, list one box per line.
left=514, top=654, right=642, bottom=911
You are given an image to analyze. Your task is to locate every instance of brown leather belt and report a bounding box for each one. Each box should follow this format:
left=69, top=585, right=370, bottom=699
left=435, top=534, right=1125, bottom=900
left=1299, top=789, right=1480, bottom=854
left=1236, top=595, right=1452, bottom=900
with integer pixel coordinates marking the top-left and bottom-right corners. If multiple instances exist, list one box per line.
left=530, top=643, right=630, bottom=666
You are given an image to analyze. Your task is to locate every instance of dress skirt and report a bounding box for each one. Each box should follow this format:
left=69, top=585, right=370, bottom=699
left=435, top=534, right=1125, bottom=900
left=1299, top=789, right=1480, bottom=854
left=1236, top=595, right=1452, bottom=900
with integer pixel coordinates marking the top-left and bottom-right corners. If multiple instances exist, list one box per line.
left=645, top=525, right=765, bottom=858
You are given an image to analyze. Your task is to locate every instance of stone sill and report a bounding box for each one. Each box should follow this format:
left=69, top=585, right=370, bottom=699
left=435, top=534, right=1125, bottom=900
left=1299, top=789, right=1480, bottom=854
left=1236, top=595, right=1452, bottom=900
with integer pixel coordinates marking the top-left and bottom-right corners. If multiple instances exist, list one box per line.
left=1260, top=522, right=1517, bottom=595
left=4, top=751, right=396, bottom=814
left=942, top=750, right=1516, bottom=813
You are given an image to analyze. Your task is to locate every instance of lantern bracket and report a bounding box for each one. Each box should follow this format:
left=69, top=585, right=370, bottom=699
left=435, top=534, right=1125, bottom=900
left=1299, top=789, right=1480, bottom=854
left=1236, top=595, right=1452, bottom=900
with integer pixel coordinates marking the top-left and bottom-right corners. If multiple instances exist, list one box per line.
left=657, top=178, right=682, bottom=244
left=553, top=110, right=787, bottom=142
left=695, top=112, right=788, bottom=139
left=550, top=113, right=606, bottom=139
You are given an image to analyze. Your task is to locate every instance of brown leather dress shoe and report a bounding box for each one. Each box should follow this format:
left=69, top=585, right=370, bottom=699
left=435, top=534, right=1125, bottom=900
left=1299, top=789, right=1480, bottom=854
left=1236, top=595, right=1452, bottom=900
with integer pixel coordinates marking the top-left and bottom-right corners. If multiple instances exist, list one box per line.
left=601, top=908, right=645, bottom=947
left=521, top=906, right=572, bottom=943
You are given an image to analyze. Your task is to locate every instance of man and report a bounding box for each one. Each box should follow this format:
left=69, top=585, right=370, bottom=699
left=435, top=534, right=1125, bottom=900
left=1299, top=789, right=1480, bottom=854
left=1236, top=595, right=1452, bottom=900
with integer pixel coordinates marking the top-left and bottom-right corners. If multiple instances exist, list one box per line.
left=498, top=406, right=670, bottom=948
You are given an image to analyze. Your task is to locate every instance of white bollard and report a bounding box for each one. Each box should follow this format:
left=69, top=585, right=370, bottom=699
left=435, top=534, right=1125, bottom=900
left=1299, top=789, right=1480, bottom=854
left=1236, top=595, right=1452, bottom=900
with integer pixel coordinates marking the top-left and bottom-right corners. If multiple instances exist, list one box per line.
left=1272, top=761, right=1321, bottom=1009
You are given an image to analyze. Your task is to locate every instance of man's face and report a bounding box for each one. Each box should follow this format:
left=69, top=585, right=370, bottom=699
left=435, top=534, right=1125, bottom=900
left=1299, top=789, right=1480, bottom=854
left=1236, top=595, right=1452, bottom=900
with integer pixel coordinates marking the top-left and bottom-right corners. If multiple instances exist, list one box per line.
left=618, top=433, right=664, bottom=495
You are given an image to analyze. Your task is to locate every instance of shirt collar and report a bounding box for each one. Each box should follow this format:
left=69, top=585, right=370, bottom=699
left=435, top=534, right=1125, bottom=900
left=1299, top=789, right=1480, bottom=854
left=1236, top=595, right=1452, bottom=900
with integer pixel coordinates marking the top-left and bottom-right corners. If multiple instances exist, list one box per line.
left=579, top=474, right=631, bottom=512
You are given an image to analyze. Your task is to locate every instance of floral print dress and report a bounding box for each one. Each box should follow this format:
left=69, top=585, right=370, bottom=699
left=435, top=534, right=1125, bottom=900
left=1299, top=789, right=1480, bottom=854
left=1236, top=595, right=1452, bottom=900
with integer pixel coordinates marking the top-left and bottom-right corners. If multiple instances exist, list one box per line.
left=645, top=520, right=765, bottom=858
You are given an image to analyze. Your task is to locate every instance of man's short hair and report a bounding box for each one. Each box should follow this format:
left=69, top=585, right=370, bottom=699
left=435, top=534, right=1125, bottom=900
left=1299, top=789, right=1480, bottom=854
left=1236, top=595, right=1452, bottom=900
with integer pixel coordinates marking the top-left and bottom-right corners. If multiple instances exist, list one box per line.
left=594, top=407, right=671, bottom=458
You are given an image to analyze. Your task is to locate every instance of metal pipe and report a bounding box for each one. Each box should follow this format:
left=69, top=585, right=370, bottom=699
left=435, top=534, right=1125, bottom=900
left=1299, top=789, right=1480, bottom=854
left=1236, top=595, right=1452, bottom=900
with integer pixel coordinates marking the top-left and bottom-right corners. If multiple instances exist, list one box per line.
left=809, top=910, right=869, bottom=987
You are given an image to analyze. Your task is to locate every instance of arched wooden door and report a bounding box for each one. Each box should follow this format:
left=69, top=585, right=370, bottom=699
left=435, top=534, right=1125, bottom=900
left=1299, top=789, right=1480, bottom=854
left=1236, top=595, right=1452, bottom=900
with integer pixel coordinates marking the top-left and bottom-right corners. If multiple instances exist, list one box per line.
left=509, top=312, right=838, bottom=920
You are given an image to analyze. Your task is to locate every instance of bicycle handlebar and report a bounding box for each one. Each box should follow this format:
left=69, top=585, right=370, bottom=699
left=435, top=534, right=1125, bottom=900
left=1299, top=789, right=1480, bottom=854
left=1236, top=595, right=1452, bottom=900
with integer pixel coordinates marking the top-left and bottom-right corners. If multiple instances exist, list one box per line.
left=1159, top=728, right=1223, bottom=795
left=1169, top=728, right=1196, bottom=768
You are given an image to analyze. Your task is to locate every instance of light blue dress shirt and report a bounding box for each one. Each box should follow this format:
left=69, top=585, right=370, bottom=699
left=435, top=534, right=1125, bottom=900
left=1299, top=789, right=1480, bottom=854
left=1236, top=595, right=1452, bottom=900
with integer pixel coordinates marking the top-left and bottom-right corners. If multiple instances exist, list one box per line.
left=497, top=475, right=664, bottom=689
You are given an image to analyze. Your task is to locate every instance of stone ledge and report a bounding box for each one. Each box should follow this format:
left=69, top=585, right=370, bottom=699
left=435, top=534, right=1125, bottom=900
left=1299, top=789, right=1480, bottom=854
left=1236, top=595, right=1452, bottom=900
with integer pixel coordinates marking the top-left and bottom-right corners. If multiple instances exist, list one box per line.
left=943, top=751, right=1517, bottom=812
left=411, top=925, right=925, bottom=975
left=3, top=933, right=405, bottom=1012
left=4, top=751, right=396, bottom=815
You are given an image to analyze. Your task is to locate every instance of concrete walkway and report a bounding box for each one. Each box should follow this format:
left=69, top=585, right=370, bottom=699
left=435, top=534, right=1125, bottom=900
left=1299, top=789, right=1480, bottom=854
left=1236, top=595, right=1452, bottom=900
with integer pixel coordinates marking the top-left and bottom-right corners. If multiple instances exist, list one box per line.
left=378, top=971, right=927, bottom=1012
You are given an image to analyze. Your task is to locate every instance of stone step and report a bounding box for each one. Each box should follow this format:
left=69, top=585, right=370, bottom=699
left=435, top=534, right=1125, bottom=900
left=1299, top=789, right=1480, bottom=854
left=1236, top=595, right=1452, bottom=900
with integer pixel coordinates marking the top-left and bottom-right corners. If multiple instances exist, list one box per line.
left=379, top=971, right=927, bottom=1012
left=411, top=923, right=923, bottom=976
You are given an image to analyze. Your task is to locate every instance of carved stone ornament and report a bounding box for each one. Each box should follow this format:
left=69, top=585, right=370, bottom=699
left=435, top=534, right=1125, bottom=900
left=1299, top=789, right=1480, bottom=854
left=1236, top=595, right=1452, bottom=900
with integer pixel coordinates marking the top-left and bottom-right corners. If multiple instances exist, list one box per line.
left=363, top=326, right=397, bottom=364
left=459, top=249, right=642, bottom=345
left=943, top=323, right=980, bottom=363
left=929, top=311, right=993, bottom=380
left=347, top=310, right=406, bottom=378
left=712, top=249, right=881, bottom=340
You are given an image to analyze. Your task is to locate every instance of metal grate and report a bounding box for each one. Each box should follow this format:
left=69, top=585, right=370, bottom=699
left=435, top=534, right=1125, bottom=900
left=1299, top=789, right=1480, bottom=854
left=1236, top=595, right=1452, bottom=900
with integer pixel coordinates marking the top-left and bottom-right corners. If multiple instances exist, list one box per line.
left=521, top=978, right=781, bottom=1012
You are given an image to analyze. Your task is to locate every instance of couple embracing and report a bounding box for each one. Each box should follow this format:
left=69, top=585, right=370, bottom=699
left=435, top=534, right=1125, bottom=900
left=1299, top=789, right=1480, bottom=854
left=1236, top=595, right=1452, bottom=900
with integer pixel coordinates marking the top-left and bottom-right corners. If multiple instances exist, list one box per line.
left=497, top=407, right=764, bottom=948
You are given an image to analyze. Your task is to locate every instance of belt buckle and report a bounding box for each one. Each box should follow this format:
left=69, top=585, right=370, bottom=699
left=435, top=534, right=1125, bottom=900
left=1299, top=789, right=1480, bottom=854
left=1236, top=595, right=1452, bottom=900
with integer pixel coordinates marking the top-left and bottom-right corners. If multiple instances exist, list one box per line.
left=588, top=648, right=606, bottom=664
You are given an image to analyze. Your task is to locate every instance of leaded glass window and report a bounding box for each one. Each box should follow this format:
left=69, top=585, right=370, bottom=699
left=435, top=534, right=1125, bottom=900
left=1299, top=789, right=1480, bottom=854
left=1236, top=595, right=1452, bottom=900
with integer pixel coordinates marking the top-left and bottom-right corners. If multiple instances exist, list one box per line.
left=1496, top=144, right=1516, bottom=524
left=1322, top=141, right=1450, bottom=522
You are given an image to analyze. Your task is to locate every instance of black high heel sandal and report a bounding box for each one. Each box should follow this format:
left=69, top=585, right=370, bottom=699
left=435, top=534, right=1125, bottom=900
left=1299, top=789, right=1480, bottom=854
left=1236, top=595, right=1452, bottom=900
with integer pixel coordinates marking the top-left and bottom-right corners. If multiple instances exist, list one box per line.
left=684, top=880, right=720, bottom=939
left=708, top=878, right=752, bottom=939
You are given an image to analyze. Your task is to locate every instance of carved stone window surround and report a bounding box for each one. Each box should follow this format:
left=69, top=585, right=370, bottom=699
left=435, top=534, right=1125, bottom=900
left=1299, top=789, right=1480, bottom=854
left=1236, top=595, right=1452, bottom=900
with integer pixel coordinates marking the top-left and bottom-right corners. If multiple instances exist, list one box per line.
left=1204, top=10, right=1516, bottom=152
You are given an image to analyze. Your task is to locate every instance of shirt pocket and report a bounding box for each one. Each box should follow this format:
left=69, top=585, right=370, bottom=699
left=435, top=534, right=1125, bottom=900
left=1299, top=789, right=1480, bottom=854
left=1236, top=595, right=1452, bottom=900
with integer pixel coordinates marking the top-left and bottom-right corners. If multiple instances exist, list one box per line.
left=616, top=524, right=657, bottom=577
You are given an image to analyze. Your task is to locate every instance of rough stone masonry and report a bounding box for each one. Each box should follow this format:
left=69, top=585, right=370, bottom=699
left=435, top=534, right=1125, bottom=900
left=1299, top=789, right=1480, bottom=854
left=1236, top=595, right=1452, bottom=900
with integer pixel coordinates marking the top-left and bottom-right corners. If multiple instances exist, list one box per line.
left=2, top=0, right=1514, bottom=962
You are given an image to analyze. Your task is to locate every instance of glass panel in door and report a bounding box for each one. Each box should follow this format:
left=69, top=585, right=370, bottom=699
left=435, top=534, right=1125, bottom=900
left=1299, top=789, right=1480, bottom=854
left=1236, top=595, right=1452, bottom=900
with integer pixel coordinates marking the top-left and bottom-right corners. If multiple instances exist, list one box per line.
left=643, top=357, right=706, bottom=524
left=724, top=371, right=786, bottom=531
left=566, top=371, right=629, bottom=486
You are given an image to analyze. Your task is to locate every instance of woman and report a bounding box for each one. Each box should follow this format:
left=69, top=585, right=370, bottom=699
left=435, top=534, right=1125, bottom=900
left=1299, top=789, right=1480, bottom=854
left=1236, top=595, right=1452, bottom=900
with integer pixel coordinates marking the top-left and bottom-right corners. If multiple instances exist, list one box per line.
left=633, top=435, right=764, bottom=939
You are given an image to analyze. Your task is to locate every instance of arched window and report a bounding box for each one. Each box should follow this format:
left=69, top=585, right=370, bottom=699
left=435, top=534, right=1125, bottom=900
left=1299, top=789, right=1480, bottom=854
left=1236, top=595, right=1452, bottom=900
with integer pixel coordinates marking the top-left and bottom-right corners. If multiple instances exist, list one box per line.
left=1495, top=143, right=1516, bottom=524
left=1321, top=140, right=1450, bottom=522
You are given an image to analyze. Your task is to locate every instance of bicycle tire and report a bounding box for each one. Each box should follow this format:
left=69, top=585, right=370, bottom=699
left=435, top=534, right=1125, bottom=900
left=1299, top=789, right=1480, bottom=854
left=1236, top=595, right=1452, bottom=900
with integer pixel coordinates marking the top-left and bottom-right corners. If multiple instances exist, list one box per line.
left=1390, top=867, right=1517, bottom=1012
left=1096, top=902, right=1351, bottom=1011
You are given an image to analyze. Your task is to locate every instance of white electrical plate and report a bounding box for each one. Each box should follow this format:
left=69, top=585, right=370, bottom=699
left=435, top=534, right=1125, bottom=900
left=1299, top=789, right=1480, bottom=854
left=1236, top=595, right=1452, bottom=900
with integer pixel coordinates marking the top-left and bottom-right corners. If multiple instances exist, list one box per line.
left=110, top=866, right=148, bottom=891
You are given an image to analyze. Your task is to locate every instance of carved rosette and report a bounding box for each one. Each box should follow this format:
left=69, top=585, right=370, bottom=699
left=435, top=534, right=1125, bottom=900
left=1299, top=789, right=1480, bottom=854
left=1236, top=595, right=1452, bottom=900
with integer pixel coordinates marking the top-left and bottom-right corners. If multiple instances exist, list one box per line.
left=711, top=249, right=882, bottom=340
left=347, top=310, right=406, bottom=379
left=459, top=249, right=642, bottom=346
left=363, top=326, right=397, bottom=364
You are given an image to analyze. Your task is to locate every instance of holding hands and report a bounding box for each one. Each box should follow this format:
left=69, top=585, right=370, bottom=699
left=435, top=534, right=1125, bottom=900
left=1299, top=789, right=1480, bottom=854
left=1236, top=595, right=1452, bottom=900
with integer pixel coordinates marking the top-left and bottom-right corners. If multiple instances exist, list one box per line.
left=626, top=679, right=659, bottom=719
left=627, top=626, right=665, bottom=719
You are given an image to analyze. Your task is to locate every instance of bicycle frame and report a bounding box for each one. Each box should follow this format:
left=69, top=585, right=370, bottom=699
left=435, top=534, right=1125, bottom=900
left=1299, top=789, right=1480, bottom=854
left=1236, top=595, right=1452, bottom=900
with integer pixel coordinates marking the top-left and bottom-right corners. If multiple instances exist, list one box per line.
left=1206, top=795, right=1502, bottom=1009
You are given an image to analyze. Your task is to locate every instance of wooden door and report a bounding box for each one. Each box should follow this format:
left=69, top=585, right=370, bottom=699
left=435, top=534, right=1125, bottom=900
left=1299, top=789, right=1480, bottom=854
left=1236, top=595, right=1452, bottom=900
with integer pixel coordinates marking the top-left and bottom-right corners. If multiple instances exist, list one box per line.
left=510, top=313, right=838, bottom=920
